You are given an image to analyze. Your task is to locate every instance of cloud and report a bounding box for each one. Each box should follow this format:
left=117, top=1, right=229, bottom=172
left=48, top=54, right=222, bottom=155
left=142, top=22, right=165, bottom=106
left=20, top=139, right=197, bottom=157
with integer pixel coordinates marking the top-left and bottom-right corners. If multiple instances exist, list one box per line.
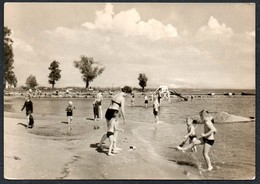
left=196, top=16, right=233, bottom=40
left=82, top=3, right=178, bottom=41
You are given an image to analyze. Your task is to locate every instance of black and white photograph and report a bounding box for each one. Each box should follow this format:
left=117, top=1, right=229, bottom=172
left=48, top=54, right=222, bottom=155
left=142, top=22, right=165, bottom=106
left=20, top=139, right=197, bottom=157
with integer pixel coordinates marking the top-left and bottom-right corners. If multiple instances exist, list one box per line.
left=4, top=3, right=255, bottom=180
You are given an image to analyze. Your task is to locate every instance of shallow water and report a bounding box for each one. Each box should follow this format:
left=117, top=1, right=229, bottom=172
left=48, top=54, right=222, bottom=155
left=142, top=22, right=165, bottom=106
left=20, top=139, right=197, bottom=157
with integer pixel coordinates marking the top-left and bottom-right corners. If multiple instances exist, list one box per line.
left=4, top=94, right=255, bottom=179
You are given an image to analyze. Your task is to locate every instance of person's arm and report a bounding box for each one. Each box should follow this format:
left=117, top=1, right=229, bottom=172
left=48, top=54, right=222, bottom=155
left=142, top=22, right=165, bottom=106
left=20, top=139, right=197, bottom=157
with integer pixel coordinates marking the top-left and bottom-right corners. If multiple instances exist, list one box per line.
left=21, top=102, right=26, bottom=111
left=31, top=101, right=33, bottom=114
left=201, top=122, right=217, bottom=137
left=114, top=120, right=124, bottom=132
left=120, top=98, right=126, bottom=124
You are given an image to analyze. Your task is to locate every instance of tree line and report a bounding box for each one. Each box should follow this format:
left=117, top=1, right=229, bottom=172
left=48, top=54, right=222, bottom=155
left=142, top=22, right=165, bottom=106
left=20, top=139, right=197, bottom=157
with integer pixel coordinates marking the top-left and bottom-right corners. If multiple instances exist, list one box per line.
left=4, top=26, right=148, bottom=91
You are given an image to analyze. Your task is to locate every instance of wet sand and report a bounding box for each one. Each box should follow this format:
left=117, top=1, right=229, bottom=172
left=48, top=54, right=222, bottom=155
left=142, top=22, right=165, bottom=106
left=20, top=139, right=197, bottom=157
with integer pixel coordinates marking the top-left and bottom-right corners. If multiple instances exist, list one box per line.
left=4, top=113, right=201, bottom=179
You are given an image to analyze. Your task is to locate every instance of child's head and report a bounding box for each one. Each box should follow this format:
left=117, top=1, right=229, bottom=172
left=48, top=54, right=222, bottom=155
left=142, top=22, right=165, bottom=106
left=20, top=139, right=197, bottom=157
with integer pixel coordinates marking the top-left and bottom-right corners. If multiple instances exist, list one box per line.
left=153, top=94, right=158, bottom=100
left=68, top=101, right=73, bottom=106
left=199, top=110, right=212, bottom=121
left=186, top=117, right=197, bottom=126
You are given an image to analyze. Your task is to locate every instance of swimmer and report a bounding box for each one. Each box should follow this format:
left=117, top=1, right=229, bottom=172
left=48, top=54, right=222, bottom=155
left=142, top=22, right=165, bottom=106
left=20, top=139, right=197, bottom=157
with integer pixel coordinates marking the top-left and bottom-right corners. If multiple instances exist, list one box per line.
left=65, top=101, right=75, bottom=124
left=153, top=94, right=160, bottom=124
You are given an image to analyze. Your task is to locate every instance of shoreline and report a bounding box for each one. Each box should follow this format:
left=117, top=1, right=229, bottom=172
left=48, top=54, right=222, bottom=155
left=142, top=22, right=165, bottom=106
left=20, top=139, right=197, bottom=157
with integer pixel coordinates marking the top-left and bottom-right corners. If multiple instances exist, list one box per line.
left=4, top=116, right=201, bottom=179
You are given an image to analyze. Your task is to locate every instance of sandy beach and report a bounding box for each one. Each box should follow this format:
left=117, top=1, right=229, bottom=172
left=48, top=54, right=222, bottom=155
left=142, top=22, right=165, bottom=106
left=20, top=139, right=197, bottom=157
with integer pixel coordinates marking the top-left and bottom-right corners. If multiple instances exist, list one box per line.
left=4, top=113, right=201, bottom=180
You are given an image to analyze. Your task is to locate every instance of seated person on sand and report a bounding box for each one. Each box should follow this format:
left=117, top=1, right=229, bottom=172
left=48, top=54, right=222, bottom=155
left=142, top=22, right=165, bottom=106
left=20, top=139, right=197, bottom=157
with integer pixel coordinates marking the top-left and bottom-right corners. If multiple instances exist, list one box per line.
left=177, top=117, right=198, bottom=152
left=177, top=110, right=217, bottom=171
left=106, top=111, right=124, bottom=156
left=97, top=87, right=127, bottom=151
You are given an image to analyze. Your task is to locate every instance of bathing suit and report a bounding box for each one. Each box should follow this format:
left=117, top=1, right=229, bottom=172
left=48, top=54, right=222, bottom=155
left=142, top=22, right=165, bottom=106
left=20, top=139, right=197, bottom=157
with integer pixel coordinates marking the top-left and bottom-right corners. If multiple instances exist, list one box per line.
left=107, top=131, right=114, bottom=138
left=145, top=100, right=148, bottom=104
left=105, top=109, right=119, bottom=121
left=189, top=135, right=197, bottom=140
left=111, top=100, right=121, bottom=107
left=203, top=137, right=215, bottom=146
left=66, top=107, right=73, bottom=116
left=153, top=109, right=158, bottom=116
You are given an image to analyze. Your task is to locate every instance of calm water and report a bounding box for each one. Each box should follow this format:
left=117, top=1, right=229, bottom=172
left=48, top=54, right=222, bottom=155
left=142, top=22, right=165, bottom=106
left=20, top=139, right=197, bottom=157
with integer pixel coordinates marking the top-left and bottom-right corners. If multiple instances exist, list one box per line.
left=4, top=94, right=255, bottom=179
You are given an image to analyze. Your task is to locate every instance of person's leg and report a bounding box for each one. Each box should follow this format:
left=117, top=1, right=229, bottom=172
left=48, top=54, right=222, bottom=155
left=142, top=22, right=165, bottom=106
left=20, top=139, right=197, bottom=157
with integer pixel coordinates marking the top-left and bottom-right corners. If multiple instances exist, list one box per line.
left=113, top=131, right=122, bottom=151
left=108, top=135, right=115, bottom=156
left=98, top=133, right=107, bottom=148
left=99, top=106, right=102, bottom=119
left=203, top=143, right=213, bottom=170
left=26, top=115, right=30, bottom=125
left=179, top=138, right=202, bottom=151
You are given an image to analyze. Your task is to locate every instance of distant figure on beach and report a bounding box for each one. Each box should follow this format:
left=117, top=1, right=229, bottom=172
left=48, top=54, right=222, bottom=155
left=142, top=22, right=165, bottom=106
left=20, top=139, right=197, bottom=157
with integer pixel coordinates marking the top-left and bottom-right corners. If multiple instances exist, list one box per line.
left=98, top=87, right=128, bottom=152
left=177, top=117, right=198, bottom=152
left=27, top=88, right=33, bottom=98
left=106, top=111, right=124, bottom=156
left=177, top=110, right=217, bottom=171
left=131, top=93, right=135, bottom=106
left=144, top=95, right=148, bottom=108
left=153, top=94, right=160, bottom=123
left=93, top=98, right=100, bottom=121
left=190, top=94, right=194, bottom=101
left=96, top=90, right=103, bottom=119
left=65, top=101, right=75, bottom=124
left=21, top=95, right=33, bottom=127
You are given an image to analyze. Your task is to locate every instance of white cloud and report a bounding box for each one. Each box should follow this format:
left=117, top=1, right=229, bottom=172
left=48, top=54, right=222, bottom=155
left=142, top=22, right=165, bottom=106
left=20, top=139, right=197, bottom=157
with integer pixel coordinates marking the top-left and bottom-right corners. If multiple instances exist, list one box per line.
left=81, top=3, right=178, bottom=41
left=196, top=16, right=233, bottom=40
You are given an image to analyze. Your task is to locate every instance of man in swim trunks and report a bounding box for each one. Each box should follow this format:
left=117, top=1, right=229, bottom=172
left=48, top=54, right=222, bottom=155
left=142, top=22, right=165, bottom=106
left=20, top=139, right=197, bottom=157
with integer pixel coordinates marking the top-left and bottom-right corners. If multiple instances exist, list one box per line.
left=177, top=110, right=217, bottom=171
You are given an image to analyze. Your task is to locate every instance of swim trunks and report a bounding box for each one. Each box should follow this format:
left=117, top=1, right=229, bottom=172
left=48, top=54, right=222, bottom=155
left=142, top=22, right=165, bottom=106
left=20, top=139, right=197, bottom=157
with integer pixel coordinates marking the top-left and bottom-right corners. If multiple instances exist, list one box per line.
left=105, top=109, right=119, bottom=121
left=189, top=135, right=197, bottom=140
left=203, top=137, right=214, bottom=146
left=107, top=131, right=114, bottom=138
left=153, top=109, right=158, bottom=116
left=145, top=100, right=148, bottom=104
left=67, top=111, right=73, bottom=116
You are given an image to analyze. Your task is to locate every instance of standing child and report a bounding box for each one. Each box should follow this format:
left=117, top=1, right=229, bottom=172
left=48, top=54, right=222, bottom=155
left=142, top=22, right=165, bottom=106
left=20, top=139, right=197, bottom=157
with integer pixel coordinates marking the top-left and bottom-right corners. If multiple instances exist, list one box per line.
left=65, top=101, right=75, bottom=124
left=177, top=117, right=198, bottom=152
left=131, top=93, right=135, bottom=106
left=21, top=95, right=33, bottom=128
left=93, top=98, right=100, bottom=121
left=106, top=111, right=124, bottom=156
left=153, top=94, right=160, bottom=123
left=144, top=95, right=148, bottom=108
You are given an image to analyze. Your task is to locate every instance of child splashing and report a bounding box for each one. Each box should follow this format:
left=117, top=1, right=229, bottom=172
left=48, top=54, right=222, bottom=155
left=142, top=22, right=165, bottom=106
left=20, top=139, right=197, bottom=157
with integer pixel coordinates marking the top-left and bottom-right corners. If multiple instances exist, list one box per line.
left=177, top=117, right=198, bottom=152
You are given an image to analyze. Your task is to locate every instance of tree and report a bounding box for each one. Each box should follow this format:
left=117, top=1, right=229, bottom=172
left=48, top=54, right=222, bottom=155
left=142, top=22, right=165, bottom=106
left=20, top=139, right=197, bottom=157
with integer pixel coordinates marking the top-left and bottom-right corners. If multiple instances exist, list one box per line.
left=121, top=86, right=132, bottom=94
left=74, top=56, right=105, bottom=89
left=138, top=73, right=148, bottom=91
left=4, top=27, right=17, bottom=88
left=26, top=75, right=38, bottom=89
left=48, top=60, right=61, bottom=89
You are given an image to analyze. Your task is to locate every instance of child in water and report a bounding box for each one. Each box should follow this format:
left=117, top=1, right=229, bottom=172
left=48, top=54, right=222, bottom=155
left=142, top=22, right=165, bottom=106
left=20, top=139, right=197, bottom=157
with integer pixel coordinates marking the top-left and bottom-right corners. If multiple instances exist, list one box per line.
left=65, top=101, right=75, bottom=124
left=177, top=117, right=198, bottom=152
left=153, top=94, right=160, bottom=123
left=144, top=95, right=148, bottom=108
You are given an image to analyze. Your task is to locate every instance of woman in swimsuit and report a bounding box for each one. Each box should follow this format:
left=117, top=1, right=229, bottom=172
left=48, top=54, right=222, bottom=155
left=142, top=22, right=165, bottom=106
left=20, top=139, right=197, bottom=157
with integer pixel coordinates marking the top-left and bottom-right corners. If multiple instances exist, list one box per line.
left=177, top=110, right=217, bottom=171
left=98, top=87, right=127, bottom=151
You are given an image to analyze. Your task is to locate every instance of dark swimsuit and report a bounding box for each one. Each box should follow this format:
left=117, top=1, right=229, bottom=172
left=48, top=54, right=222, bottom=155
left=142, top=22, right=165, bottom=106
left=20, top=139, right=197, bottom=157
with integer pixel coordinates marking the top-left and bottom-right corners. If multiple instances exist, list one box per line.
left=107, top=131, right=114, bottom=138
left=105, top=100, right=121, bottom=121
left=189, top=135, right=197, bottom=140
left=203, top=137, right=215, bottom=146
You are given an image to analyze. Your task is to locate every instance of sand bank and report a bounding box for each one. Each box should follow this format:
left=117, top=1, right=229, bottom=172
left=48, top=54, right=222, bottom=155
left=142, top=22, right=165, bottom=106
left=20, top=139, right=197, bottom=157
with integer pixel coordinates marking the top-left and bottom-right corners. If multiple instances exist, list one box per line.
left=4, top=116, right=201, bottom=180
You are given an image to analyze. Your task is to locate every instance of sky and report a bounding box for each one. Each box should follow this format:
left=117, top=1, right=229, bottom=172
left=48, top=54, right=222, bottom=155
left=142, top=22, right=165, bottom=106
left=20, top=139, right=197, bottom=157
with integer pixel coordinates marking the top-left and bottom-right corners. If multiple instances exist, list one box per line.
left=4, top=3, right=255, bottom=89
